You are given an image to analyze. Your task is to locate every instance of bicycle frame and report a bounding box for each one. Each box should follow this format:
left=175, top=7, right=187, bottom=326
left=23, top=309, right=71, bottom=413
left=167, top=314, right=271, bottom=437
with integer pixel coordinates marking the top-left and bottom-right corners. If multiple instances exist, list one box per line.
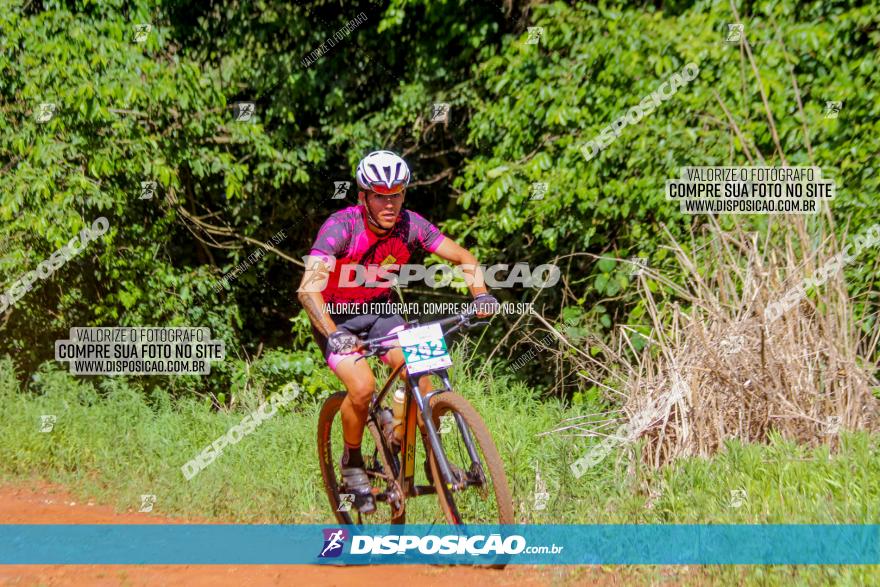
left=365, top=322, right=483, bottom=501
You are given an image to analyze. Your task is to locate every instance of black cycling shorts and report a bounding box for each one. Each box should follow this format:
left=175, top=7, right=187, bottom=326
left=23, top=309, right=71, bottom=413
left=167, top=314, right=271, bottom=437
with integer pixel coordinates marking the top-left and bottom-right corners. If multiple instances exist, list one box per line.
left=312, top=312, right=407, bottom=371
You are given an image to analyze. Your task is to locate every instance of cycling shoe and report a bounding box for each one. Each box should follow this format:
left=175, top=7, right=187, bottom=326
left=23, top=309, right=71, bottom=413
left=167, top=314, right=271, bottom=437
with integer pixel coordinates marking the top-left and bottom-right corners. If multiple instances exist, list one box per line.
left=340, top=466, right=376, bottom=513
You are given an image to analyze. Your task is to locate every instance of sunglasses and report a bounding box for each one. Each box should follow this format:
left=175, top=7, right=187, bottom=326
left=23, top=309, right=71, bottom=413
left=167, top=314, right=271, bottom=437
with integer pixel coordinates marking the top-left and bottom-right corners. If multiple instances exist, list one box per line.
left=365, top=189, right=405, bottom=202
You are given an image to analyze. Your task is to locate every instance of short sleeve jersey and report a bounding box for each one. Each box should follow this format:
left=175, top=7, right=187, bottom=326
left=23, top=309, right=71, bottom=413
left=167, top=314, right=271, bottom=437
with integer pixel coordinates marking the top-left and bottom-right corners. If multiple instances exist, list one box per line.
left=308, top=204, right=446, bottom=305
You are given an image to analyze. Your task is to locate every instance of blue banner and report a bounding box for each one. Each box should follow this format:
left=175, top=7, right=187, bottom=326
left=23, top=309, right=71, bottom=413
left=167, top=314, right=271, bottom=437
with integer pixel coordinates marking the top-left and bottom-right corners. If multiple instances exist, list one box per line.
left=2, top=525, right=878, bottom=565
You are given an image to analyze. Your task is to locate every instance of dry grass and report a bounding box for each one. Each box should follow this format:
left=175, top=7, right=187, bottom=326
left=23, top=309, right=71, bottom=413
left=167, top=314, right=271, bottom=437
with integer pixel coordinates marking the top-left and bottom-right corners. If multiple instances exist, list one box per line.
left=551, top=216, right=879, bottom=468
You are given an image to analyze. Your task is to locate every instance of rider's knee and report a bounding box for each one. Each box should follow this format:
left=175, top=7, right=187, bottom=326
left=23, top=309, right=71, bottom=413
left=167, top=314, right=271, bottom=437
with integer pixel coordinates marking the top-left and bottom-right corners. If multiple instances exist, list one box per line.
left=346, top=381, right=374, bottom=408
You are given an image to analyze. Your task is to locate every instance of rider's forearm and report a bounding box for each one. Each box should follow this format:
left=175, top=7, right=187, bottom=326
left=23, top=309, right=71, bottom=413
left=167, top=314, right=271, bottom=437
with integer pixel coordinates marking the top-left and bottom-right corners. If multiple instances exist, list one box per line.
left=457, top=251, right=488, bottom=298
left=297, top=291, right=337, bottom=337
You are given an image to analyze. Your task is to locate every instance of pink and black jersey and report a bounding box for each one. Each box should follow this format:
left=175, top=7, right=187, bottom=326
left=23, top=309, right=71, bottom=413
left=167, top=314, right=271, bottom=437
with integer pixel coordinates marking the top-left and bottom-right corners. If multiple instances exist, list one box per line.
left=308, top=205, right=446, bottom=305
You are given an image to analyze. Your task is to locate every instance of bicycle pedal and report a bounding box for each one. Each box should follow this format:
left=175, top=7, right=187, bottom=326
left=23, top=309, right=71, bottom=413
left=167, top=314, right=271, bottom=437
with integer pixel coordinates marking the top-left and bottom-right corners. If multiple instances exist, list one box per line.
left=354, top=494, right=376, bottom=514
left=340, top=489, right=376, bottom=513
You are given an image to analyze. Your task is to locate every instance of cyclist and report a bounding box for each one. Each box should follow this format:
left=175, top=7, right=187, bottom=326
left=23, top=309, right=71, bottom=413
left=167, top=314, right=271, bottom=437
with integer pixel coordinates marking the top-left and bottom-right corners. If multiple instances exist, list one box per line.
left=297, top=150, right=499, bottom=513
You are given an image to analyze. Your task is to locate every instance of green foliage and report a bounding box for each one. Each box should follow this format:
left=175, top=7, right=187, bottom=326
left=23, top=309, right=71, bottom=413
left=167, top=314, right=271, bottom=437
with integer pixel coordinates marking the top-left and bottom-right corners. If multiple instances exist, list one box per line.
left=1, top=0, right=877, bottom=402
left=454, top=0, right=878, bottom=322
left=2, top=351, right=879, bottom=582
left=0, top=5, right=876, bottom=583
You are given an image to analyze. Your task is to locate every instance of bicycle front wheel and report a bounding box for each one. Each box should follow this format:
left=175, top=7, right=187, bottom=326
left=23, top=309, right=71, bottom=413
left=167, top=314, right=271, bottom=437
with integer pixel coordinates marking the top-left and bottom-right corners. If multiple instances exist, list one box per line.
left=426, top=392, right=514, bottom=525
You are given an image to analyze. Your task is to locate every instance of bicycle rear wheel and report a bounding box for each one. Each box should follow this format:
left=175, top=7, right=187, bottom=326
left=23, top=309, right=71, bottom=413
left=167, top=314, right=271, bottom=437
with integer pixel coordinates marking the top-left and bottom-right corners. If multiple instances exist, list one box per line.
left=426, top=392, right=514, bottom=525
left=317, top=391, right=405, bottom=525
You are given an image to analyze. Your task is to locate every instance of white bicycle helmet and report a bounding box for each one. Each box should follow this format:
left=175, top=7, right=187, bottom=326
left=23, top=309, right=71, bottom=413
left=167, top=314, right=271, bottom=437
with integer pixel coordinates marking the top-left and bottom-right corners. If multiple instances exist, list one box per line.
left=356, top=150, right=411, bottom=195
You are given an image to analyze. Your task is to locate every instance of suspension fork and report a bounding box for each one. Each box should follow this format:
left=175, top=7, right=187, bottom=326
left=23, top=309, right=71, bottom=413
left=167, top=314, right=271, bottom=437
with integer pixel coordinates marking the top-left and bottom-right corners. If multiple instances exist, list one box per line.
left=434, top=371, right=482, bottom=473
left=408, top=370, right=481, bottom=490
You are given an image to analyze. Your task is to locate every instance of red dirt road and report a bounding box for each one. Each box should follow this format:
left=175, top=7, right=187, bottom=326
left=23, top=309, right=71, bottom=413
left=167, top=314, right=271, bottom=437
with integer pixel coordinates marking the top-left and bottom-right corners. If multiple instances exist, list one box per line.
left=0, top=481, right=609, bottom=587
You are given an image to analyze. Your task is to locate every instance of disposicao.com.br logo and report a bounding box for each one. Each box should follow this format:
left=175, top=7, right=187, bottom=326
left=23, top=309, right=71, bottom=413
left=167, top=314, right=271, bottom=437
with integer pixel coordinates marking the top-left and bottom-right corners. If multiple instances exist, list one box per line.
left=317, top=528, right=562, bottom=558
left=318, top=528, right=349, bottom=558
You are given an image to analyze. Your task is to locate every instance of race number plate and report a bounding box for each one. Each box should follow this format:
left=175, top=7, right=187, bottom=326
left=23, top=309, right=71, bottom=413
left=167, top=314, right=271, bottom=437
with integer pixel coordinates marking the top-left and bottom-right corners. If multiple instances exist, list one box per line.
left=397, top=323, right=452, bottom=374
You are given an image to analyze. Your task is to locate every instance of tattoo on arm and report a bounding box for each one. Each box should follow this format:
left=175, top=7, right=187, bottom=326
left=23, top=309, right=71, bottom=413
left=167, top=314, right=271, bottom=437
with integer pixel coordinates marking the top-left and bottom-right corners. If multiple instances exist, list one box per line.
left=301, top=294, right=335, bottom=337
left=297, top=258, right=336, bottom=337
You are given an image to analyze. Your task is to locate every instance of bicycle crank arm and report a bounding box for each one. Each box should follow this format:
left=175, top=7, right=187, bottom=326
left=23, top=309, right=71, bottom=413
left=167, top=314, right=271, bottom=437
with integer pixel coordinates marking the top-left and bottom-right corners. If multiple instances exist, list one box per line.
left=409, top=484, right=438, bottom=496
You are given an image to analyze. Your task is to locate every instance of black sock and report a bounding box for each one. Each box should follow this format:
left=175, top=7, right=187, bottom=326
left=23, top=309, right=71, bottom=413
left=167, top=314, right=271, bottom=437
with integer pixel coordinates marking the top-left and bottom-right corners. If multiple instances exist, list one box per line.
left=342, top=444, right=363, bottom=468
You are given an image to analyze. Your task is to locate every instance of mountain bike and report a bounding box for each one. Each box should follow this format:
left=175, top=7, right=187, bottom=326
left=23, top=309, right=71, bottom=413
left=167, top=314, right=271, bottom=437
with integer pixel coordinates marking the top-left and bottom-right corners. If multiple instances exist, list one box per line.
left=317, top=309, right=514, bottom=526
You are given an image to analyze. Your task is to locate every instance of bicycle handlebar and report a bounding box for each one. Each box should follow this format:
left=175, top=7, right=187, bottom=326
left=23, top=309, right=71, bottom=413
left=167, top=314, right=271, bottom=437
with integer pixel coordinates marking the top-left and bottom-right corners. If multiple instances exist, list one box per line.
left=349, top=309, right=489, bottom=360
